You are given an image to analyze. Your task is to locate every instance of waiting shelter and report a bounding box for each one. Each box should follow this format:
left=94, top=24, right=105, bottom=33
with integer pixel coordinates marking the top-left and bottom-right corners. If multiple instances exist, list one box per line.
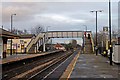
left=0, top=28, right=19, bottom=58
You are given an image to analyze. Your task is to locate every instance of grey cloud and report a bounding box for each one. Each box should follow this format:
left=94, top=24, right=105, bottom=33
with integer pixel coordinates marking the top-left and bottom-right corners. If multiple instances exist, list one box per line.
left=2, top=0, right=120, bottom=2
left=2, top=2, right=47, bottom=22
left=1, top=2, right=118, bottom=32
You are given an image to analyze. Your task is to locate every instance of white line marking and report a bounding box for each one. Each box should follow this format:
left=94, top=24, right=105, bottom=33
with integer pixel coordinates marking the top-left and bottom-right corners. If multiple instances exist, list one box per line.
left=41, top=53, right=74, bottom=80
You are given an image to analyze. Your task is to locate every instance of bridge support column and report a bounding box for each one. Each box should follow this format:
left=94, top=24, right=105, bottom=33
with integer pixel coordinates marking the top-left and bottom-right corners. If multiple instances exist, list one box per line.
left=36, top=41, right=39, bottom=52
left=0, top=37, right=3, bottom=58
left=35, top=45, right=37, bottom=53
left=43, top=43, right=45, bottom=52
left=2, top=37, right=8, bottom=58
left=39, top=40, right=40, bottom=46
left=43, top=35, right=46, bottom=52
left=40, top=39, right=41, bottom=46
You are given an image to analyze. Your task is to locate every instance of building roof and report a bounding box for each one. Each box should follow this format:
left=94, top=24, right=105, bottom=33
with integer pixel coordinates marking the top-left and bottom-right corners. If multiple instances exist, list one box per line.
left=54, top=43, right=63, bottom=48
left=0, top=28, right=20, bottom=39
left=20, top=34, right=35, bottom=39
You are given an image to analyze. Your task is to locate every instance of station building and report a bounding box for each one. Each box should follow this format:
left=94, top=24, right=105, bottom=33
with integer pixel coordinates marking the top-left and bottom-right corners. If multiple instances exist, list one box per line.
left=7, top=34, right=35, bottom=54
left=0, top=28, right=36, bottom=58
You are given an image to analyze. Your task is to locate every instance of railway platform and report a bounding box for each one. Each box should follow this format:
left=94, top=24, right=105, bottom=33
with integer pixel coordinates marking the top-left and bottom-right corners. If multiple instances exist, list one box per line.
left=61, top=53, right=120, bottom=80
left=70, top=54, right=120, bottom=79
left=0, top=50, right=62, bottom=65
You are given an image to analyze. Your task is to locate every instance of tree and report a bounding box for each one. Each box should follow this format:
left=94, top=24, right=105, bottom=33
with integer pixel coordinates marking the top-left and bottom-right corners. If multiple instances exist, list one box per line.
left=23, top=29, right=28, bottom=34
left=65, top=43, right=73, bottom=50
left=31, top=24, right=45, bottom=35
left=8, top=27, right=29, bottom=35
left=70, top=39, right=77, bottom=48
left=8, top=27, right=17, bottom=34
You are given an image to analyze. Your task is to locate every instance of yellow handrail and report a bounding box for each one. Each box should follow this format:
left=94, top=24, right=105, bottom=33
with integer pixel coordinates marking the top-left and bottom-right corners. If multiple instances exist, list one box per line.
left=90, top=33, right=94, bottom=53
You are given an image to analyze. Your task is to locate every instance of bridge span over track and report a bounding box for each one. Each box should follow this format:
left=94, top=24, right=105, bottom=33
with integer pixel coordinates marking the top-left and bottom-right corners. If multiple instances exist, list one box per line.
left=46, top=31, right=91, bottom=38
left=26, top=31, right=94, bottom=53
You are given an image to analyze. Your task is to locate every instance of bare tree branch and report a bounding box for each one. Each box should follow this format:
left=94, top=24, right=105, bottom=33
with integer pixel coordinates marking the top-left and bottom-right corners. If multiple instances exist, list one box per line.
left=31, top=24, right=45, bottom=35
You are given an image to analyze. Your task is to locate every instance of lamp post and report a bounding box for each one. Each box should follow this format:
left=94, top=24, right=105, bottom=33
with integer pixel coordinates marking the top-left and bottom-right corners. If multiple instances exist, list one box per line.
left=109, top=0, right=112, bottom=65
left=90, top=10, right=103, bottom=55
left=10, top=14, right=16, bottom=55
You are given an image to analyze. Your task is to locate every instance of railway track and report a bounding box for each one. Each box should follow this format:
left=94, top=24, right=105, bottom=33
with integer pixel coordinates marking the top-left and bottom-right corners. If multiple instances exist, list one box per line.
left=29, top=50, right=79, bottom=80
left=2, top=51, right=73, bottom=80
left=28, top=51, right=73, bottom=80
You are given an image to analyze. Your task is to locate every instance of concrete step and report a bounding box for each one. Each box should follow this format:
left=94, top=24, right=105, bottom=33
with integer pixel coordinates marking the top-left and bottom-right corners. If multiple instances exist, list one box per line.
left=85, top=41, right=91, bottom=43
left=84, top=41, right=90, bottom=42
left=85, top=43, right=92, bottom=45
left=84, top=49, right=93, bottom=51
left=84, top=50, right=93, bottom=52
left=84, top=48, right=93, bottom=53
left=85, top=40, right=90, bottom=42
left=28, top=45, right=35, bottom=53
left=85, top=51, right=93, bottom=53
left=85, top=45, right=92, bottom=48
left=84, top=37, right=93, bottom=54
left=84, top=52, right=93, bottom=54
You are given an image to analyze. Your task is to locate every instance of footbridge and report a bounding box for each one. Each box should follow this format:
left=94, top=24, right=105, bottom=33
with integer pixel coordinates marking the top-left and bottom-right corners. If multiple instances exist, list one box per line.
left=26, top=31, right=94, bottom=53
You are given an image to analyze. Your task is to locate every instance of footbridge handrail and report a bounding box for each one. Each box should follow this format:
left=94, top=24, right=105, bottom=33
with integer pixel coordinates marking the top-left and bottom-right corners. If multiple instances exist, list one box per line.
left=90, top=33, right=94, bottom=53
left=26, top=33, right=45, bottom=52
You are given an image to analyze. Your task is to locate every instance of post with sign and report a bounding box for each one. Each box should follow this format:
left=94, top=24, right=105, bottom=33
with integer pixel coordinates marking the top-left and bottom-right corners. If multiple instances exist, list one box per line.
left=103, top=27, right=108, bottom=56
left=103, top=27, right=108, bottom=32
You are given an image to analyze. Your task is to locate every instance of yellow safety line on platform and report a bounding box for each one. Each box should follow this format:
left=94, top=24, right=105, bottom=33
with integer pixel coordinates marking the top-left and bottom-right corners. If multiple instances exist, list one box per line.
left=59, top=51, right=80, bottom=80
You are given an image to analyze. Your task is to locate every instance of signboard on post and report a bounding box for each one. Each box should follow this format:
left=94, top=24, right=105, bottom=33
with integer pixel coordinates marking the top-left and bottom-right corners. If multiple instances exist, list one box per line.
left=103, top=27, right=108, bottom=36
left=103, top=27, right=108, bottom=32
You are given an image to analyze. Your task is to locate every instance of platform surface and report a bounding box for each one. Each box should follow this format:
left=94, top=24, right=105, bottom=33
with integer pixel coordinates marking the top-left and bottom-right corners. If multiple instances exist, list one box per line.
left=0, top=50, right=61, bottom=65
left=70, top=54, right=120, bottom=79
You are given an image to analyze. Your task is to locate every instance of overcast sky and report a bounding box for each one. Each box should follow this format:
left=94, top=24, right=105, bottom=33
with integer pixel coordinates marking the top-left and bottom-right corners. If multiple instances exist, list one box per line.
left=1, top=0, right=119, bottom=44
left=1, top=1, right=119, bottom=32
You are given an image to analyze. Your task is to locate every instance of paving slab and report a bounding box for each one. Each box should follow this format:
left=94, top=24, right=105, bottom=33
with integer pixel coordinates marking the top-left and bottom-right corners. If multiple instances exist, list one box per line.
left=70, top=54, right=120, bottom=79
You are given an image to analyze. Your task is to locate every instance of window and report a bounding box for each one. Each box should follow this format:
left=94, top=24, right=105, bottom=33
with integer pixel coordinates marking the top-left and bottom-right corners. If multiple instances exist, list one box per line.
left=7, top=39, right=11, bottom=44
left=20, top=40, right=24, bottom=44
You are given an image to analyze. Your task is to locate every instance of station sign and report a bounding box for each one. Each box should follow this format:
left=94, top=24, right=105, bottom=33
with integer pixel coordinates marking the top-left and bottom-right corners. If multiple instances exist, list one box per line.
left=103, top=27, right=108, bottom=32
